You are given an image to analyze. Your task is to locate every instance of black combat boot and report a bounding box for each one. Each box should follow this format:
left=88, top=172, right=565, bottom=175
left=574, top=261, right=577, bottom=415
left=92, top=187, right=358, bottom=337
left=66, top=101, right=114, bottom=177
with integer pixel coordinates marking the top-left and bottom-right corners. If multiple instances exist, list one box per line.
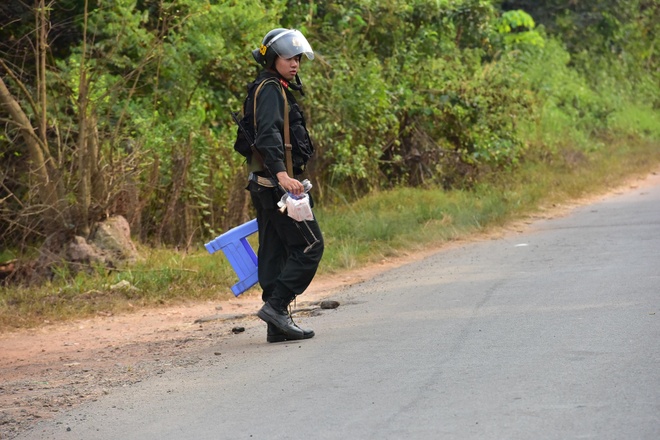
left=267, top=322, right=315, bottom=343
left=257, top=302, right=305, bottom=340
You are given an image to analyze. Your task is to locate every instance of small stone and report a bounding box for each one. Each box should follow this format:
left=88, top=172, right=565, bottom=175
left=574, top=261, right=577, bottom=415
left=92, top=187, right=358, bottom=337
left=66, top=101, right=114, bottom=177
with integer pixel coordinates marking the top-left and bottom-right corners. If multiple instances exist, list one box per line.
left=320, top=300, right=340, bottom=309
left=231, top=327, right=245, bottom=334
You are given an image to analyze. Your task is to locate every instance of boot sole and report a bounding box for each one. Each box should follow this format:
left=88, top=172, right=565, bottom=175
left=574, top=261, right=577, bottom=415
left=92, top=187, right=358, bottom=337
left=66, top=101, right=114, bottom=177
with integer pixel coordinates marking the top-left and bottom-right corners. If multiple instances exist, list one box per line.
left=267, top=331, right=315, bottom=343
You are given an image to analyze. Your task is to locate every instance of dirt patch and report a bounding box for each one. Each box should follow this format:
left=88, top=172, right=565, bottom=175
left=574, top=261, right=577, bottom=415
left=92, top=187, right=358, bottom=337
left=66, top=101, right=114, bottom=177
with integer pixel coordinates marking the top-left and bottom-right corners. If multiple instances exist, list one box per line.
left=1, top=170, right=658, bottom=439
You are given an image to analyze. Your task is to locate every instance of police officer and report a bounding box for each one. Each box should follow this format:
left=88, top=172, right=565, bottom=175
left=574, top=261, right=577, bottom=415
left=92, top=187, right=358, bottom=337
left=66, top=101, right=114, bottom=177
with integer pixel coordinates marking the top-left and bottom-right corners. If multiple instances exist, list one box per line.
left=246, top=28, right=324, bottom=342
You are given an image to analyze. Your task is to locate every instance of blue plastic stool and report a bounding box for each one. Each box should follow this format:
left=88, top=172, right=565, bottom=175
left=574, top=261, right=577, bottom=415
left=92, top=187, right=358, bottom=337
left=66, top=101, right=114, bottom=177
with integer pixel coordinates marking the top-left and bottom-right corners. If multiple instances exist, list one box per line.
left=205, top=219, right=259, bottom=296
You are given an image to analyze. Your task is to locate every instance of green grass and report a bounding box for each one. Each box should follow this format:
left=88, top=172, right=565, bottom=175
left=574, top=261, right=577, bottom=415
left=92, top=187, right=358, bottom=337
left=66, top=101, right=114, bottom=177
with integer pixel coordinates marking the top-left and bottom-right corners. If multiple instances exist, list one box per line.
left=609, top=103, right=660, bottom=140
left=1, top=133, right=659, bottom=331
left=0, top=250, right=16, bottom=264
left=318, top=136, right=660, bottom=272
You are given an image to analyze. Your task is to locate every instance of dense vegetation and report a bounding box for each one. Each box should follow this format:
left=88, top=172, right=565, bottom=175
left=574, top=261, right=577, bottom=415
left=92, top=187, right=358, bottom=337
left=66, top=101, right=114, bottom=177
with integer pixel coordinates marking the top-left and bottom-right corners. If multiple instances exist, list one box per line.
left=1, top=0, right=659, bottom=252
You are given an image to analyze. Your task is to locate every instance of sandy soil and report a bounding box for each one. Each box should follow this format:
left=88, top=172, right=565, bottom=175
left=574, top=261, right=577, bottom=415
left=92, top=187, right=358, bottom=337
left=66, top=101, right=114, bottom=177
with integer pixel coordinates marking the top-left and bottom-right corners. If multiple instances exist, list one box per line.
left=1, top=170, right=658, bottom=439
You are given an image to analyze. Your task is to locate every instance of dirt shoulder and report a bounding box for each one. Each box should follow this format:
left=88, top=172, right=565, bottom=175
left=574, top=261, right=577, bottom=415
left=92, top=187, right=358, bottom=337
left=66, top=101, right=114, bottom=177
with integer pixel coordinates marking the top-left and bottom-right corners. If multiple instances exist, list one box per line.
left=1, top=170, right=658, bottom=439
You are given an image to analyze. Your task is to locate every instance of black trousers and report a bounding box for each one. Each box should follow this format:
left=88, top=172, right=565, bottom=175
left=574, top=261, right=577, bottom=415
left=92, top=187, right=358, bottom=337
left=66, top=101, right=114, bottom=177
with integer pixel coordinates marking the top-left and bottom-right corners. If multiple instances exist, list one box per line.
left=249, top=182, right=324, bottom=310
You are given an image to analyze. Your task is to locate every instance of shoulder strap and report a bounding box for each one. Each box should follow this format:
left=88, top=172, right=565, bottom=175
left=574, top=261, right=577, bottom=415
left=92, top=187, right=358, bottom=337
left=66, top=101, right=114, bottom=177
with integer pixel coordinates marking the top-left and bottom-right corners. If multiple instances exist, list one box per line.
left=253, top=79, right=294, bottom=177
left=281, top=88, right=293, bottom=178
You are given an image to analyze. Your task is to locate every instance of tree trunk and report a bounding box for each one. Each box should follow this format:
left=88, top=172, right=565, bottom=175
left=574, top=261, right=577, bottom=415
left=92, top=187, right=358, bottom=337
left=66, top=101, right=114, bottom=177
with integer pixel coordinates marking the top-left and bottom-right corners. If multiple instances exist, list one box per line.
left=36, top=0, right=48, bottom=147
left=77, top=0, right=91, bottom=236
left=0, top=77, right=68, bottom=230
left=88, top=114, right=106, bottom=209
left=157, top=136, right=192, bottom=244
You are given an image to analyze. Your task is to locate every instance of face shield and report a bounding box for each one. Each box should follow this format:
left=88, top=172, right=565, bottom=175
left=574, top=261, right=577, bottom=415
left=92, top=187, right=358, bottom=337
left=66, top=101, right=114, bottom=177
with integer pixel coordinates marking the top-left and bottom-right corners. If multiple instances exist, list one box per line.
left=266, top=29, right=314, bottom=61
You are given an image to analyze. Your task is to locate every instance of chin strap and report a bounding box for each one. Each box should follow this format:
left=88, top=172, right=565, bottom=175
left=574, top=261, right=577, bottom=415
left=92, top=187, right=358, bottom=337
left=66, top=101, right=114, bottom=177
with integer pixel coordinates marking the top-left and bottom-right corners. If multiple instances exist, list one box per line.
left=291, top=74, right=305, bottom=96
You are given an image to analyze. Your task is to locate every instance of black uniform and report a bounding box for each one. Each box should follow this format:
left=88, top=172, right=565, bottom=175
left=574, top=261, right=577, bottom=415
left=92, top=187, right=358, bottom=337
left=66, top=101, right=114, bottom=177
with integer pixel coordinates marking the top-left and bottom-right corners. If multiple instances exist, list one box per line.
left=246, top=71, right=324, bottom=311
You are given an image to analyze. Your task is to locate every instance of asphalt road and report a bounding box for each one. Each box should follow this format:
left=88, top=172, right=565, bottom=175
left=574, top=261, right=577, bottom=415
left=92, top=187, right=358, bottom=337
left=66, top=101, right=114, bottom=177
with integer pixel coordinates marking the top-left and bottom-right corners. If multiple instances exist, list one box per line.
left=16, top=180, right=660, bottom=440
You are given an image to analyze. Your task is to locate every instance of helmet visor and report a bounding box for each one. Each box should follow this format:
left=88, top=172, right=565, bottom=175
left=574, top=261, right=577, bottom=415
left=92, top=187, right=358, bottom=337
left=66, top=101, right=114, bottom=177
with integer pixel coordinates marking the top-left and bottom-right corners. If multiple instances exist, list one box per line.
left=268, top=30, right=314, bottom=61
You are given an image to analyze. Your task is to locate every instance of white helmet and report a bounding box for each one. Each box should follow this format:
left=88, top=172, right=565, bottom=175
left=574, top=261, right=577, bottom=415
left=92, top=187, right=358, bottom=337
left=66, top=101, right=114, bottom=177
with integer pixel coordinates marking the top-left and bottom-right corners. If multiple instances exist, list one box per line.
left=252, top=28, right=314, bottom=67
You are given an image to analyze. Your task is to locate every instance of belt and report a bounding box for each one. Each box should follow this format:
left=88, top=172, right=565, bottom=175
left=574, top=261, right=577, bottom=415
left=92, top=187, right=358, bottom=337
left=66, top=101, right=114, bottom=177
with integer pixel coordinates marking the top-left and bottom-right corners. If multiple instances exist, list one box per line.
left=249, top=172, right=278, bottom=188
